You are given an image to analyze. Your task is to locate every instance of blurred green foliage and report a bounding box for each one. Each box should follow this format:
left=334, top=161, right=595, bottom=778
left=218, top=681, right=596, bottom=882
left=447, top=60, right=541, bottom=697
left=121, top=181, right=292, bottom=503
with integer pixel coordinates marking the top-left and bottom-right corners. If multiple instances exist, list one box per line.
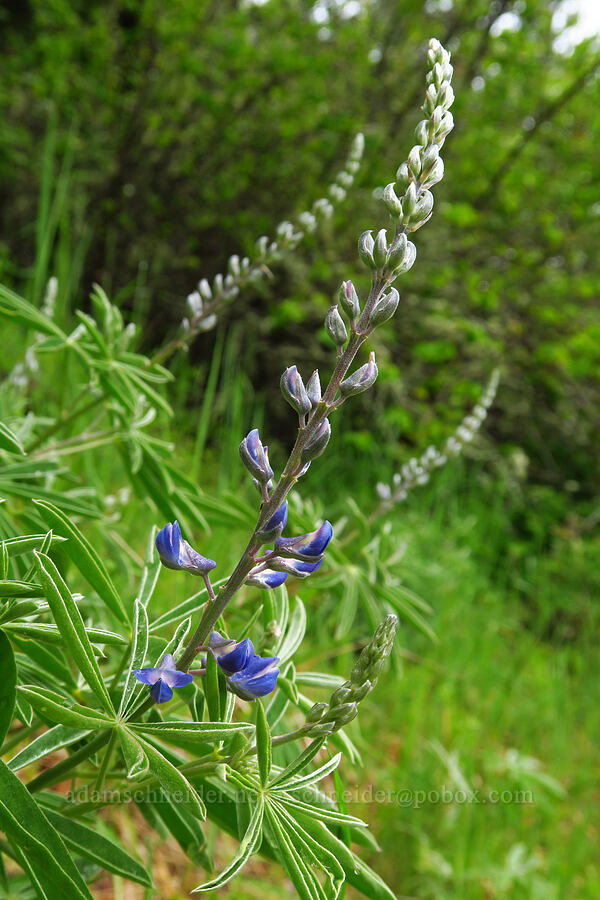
left=1, top=0, right=599, bottom=496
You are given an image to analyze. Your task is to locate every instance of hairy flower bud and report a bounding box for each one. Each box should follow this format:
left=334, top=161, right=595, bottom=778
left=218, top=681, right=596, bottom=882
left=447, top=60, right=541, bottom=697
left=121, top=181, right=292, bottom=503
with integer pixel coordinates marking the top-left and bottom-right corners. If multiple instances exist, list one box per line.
left=338, top=281, right=360, bottom=320
left=301, top=418, right=331, bottom=463
left=340, top=351, right=378, bottom=398
left=358, top=230, right=376, bottom=269
left=383, top=183, right=402, bottom=219
left=306, top=369, right=322, bottom=407
left=407, top=145, right=422, bottom=178
left=325, top=305, right=348, bottom=347
left=415, top=118, right=432, bottom=146
left=390, top=240, right=417, bottom=276
left=395, top=162, right=411, bottom=193
left=369, top=288, right=400, bottom=328
left=280, top=365, right=311, bottom=417
left=373, top=229, right=388, bottom=269
left=402, top=182, right=418, bottom=218
left=240, top=428, right=274, bottom=484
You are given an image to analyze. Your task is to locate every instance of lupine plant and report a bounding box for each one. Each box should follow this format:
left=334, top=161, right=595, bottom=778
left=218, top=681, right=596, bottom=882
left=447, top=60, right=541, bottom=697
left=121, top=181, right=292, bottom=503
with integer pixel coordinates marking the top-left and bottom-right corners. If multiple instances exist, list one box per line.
left=0, top=39, right=466, bottom=898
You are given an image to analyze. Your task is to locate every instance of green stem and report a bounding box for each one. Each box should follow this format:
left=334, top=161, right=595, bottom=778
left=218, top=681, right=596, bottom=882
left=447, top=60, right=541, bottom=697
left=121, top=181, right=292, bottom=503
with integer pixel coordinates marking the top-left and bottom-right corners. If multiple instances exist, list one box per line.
left=94, top=728, right=117, bottom=793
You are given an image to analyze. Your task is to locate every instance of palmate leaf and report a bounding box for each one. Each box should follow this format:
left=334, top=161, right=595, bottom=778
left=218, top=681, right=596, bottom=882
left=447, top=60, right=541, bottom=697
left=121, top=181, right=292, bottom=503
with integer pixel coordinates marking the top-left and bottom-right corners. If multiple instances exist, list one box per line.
left=149, top=578, right=228, bottom=631
left=141, top=790, right=209, bottom=866
left=32, top=551, right=114, bottom=715
left=33, top=498, right=128, bottom=624
left=44, top=811, right=153, bottom=888
left=0, top=631, right=16, bottom=748
left=0, top=760, right=94, bottom=900
left=191, top=795, right=265, bottom=893
left=255, top=700, right=272, bottom=788
left=119, top=725, right=149, bottom=780
left=264, top=801, right=328, bottom=900
left=270, top=738, right=327, bottom=788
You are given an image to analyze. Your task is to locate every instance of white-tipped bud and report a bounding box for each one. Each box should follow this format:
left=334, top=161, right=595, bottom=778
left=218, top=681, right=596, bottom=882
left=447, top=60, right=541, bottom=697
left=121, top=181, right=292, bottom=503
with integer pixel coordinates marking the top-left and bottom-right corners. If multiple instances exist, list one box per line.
left=351, top=132, right=365, bottom=159
left=386, top=233, right=408, bottom=270
left=383, top=182, right=403, bottom=218
left=358, top=230, right=376, bottom=269
left=325, top=305, right=348, bottom=347
left=373, top=229, right=388, bottom=269
left=406, top=190, right=434, bottom=230
left=198, top=279, right=212, bottom=300
left=338, top=280, right=361, bottom=320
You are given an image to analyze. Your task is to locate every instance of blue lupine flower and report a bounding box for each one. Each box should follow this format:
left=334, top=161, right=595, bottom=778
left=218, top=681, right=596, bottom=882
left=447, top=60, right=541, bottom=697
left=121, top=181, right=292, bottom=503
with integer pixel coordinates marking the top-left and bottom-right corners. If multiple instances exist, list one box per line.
left=257, top=501, right=288, bottom=541
left=268, top=556, right=323, bottom=578
left=229, top=655, right=280, bottom=701
left=246, top=567, right=288, bottom=589
left=208, top=631, right=254, bottom=675
left=134, top=653, right=193, bottom=704
left=274, top=520, right=333, bottom=561
left=155, top=521, right=216, bottom=576
left=239, top=428, right=273, bottom=484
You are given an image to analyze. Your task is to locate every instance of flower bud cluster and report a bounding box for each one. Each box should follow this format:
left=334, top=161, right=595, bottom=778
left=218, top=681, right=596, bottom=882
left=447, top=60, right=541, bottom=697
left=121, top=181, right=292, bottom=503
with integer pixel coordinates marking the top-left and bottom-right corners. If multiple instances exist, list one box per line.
left=378, top=37, right=454, bottom=254
left=305, top=615, right=398, bottom=736
left=180, top=133, right=365, bottom=339
left=376, top=370, right=499, bottom=507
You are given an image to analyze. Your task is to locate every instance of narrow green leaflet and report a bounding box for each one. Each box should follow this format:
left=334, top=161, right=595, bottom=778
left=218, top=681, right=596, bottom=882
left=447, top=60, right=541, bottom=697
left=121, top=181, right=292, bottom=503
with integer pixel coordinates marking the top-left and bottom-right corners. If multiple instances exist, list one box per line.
left=118, top=726, right=149, bottom=780
left=277, top=794, right=367, bottom=829
left=9, top=725, right=90, bottom=772
left=33, top=499, right=128, bottom=624
left=17, top=686, right=113, bottom=730
left=128, top=721, right=254, bottom=748
left=2, top=621, right=126, bottom=645
left=0, top=631, right=16, bottom=748
left=272, top=752, right=342, bottom=794
left=119, top=600, right=149, bottom=716
left=136, top=526, right=161, bottom=608
left=146, top=791, right=208, bottom=866
left=32, top=551, right=114, bottom=715
left=270, top=738, right=327, bottom=788
left=0, top=760, right=94, bottom=900
left=0, top=421, right=25, bottom=455
left=149, top=577, right=228, bottom=631
left=191, top=795, right=264, bottom=893
left=45, top=811, right=152, bottom=888
left=255, top=700, right=272, bottom=788
left=0, top=581, right=44, bottom=598
left=133, top=731, right=206, bottom=819
left=276, top=597, right=307, bottom=663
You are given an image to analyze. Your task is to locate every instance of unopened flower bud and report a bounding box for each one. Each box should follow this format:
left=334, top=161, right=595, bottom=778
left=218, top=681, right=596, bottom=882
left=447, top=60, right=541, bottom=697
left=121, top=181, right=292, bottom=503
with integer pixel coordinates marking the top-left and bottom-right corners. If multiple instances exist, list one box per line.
left=240, top=428, right=273, bottom=484
left=415, top=119, right=432, bottom=147
left=281, top=365, right=311, bottom=417
left=373, top=229, right=388, bottom=269
left=402, top=182, right=418, bottom=218
left=301, top=418, right=331, bottom=463
left=407, top=146, right=422, bottom=178
left=340, top=351, right=378, bottom=398
left=338, top=281, right=360, bottom=320
left=383, top=183, right=403, bottom=219
left=369, top=287, right=399, bottom=328
left=358, top=230, right=376, bottom=269
left=325, top=305, right=348, bottom=347
left=390, top=240, right=417, bottom=276
left=306, top=369, right=322, bottom=407
left=306, top=701, right=328, bottom=723
left=395, top=162, right=411, bottom=193
left=256, top=502, right=288, bottom=543
left=407, top=190, right=434, bottom=230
